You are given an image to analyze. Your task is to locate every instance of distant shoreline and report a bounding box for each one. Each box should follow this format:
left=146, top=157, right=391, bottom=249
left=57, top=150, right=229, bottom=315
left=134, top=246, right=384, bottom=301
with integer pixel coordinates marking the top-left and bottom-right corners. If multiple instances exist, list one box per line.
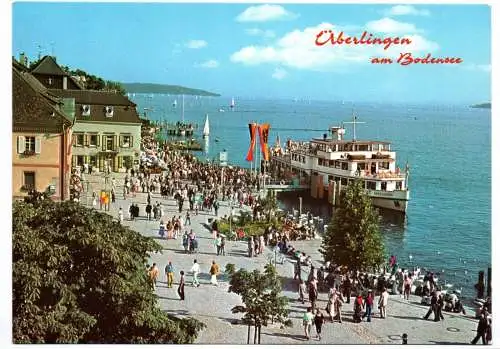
left=470, top=102, right=491, bottom=109
left=123, top=82, right=220, bottom=97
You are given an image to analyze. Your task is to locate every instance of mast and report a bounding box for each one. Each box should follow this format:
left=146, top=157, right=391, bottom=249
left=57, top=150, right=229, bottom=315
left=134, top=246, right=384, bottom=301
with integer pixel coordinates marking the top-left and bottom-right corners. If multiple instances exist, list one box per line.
left=182, top=94, right=185, bottom=122
left=343, top=112, right=365, bottom=141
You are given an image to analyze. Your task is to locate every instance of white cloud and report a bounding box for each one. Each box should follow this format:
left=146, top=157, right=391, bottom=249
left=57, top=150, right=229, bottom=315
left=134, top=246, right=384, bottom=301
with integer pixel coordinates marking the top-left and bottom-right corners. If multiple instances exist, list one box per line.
left=384, top=5, right=430, bottom=17
left=185, top=40, right=207, bottom=49
left=196, top=60, right=219, bottom=68
left=236, top=4, right=297, bottom=22
left=246, top=28, right=276, bottom=38
left=230, top=21, right=439, bottom=72
left=366, top=18, right=420, bottom=34
left=271, top=67, right=288, bottom=80
left=464, top=64, right=491, bottom=72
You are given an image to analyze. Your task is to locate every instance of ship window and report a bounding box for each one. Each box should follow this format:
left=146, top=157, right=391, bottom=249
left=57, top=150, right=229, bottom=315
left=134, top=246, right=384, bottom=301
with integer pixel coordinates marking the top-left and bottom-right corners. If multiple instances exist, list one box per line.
left=358, top=144, right=369, bottom=151
left=396, top=181, right=402, bottom=190
left=334, top=161, right=340, bottom=168
left=341, top=162, right=348, bottom=170
left=381, top=181, right=387, bottom=191
left=328, top=175, right=334, bottom=182
left=358, top=162, right=366, bottom=170
left=335, top=177, right=340, bottom=182
left=329, top=160, right=334, bottom=167
left=367, top=181, right=376, bottom=190
left=380, top=162, right=389, bottom=169
left=341, top=178, right=347, bottom=185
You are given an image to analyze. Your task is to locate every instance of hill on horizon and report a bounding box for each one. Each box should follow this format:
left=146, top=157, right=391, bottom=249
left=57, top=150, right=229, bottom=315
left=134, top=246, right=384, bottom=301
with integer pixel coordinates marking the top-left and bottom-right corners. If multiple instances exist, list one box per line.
left=122, top=82, right=220, bottom=97
left=470, top=102, right=491, bottom=109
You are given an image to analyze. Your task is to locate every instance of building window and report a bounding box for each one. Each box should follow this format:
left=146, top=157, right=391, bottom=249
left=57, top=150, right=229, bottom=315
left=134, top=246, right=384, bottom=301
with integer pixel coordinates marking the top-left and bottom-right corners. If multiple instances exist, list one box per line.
left=121, top=135, right=131, bottom=148
left=105, top=136, right=114, bottom=151
left=25, top=136, right=36, bottom=152
left=90, top=156, right=98, bottom=167
left=358, top=162, right=366, bottom=170
left=123, top=156, right=133, bottom=169
left=380, top=161, right=390, bottom=170
left=340, top=177, right=347, bottom=185
left=367, top=181, right=376, bottom=190
left=76, top=134, right=84, bottom=146
left=24, top=171, right=35, bottom=189
left=89, top=134, right=98, bottom=146
left=341, top=162, right=348, bottom=170
left=381, top=181, right=387, bottom=191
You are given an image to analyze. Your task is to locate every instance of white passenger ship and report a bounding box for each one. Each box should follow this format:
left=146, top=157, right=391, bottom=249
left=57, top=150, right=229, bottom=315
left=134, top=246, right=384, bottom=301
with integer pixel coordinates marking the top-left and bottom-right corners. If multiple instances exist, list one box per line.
left=269, top=116, right=410, bottom=213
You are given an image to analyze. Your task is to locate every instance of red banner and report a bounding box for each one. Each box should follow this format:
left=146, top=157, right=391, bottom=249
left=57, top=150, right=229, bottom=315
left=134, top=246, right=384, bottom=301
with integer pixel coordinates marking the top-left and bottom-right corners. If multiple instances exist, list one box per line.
left=246, top=123, right=257, bottom=161
left=258, top=123, right=270, bottom=161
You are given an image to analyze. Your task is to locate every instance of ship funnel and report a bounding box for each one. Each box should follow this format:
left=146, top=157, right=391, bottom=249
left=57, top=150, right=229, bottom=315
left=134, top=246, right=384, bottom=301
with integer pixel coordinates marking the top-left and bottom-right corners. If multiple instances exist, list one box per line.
left=331, top=126, right=345, bottom=141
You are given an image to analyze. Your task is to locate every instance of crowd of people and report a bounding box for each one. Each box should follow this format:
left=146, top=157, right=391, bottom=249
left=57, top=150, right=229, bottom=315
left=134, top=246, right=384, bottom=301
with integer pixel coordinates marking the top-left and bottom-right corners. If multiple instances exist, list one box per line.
left=94, top=136, right=491, bottom=345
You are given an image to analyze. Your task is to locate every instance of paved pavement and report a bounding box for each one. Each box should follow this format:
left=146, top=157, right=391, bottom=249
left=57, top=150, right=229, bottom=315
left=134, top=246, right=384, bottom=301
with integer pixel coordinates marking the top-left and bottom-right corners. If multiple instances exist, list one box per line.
left=80, top=173, right=484, bottom=345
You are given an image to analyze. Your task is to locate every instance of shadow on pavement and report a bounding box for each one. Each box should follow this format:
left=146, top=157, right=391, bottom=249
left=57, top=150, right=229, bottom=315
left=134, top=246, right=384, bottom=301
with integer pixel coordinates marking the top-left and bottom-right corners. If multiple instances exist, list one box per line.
left=390, top=315, right=427, bottom=321
left=263, top=332, right=308, bottom=342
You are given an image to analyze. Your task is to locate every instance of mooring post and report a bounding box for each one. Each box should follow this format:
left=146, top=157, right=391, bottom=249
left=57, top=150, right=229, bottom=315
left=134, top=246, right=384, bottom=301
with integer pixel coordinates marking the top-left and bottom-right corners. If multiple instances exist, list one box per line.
left=476, top=271, right=485, bottom=299
left=487, top=267, right=491, bottom=298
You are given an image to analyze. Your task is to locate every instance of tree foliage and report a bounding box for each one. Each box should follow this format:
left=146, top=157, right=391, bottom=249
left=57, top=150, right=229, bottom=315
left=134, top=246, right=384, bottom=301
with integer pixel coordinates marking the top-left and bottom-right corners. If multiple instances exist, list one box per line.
left=225, top=263, right=292, bottom=344
left=13, top=195, right=205, bottom=343
left=319, top=179, right=385, bottom=272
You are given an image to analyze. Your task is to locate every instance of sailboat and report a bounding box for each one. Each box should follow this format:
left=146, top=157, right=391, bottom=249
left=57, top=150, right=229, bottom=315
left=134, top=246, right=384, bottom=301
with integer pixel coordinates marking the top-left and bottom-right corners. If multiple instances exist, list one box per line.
left=230, top=97, right=235, bottom=109
left=203, top=114, right=210, bottom=138
left=173, top=99, right=177, bottom=108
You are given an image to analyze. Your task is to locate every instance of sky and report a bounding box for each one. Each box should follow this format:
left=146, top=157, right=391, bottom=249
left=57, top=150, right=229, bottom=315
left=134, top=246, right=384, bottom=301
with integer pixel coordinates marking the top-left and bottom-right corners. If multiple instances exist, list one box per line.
left=12, top=2, right=491, bottom=104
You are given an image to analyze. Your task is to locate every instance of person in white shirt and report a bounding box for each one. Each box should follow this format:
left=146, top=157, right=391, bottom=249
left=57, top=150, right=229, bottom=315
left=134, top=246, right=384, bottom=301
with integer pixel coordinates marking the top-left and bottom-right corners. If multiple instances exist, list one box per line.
left=378, top=287, right=389, bottom=318
left=118, top=207, right=123, bottom=223
left=190, top=259, right=200, bottom=287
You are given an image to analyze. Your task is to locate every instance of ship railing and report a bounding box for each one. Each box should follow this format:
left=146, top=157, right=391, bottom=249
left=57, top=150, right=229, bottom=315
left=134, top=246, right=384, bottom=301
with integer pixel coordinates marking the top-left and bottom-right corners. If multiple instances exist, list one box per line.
left=358, top=171, right=407, bottom=180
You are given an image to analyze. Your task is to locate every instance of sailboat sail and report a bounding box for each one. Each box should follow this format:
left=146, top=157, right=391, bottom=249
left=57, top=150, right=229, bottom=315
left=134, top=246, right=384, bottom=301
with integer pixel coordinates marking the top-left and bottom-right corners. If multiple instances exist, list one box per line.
left=230, top=97, right=235, bottom=108
left=203, top=114, right=210, bottom=137
left=173, top=99, right=177, bottom=107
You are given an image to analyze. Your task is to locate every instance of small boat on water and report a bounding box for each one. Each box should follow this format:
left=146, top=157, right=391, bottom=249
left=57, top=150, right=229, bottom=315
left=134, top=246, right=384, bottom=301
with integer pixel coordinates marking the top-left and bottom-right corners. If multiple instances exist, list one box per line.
left=219, top=107, right=225, bottom=112
left=203, top=114, right=210, bottom=137
left=173, top=99, right=177, bottom=107
left=230, top=97, right=235, bottom=109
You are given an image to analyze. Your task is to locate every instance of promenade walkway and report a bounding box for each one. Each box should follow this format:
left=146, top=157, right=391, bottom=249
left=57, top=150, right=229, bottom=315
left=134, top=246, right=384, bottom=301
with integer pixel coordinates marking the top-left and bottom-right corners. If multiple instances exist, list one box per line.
left=81, top=172, right=482, bottom=345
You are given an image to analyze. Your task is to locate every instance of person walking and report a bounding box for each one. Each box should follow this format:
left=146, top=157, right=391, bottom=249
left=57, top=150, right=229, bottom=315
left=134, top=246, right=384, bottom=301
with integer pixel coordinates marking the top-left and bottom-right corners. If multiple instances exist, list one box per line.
left=165, top=261, right=174, bottom=288
left=436, top=292, right=445, bottom=321
left=190, top=259, right=200, bottom=287
left=343, top=274, right=352, bottom=304
left=423, top=291, right=438, bottom=321
left=146, top=203, right=152, bottom=220
left=302, top=307, right=314, bottom=340
left=294, top=259, right=302, bottom=281
left=177, top=271, right=185, bottom=301
left=210, top=260, right=220, bottom=286
left=148, top=263, right=159, bottom=291
left=403, top=275, right=412, bottom=300
left=363, top=290, right=374, bottom=322
left=220, top=236, right=226, bottom=256
left=215, top=234, right=222, bottom=256
left=298, top=279, right=307, bottom=304
left=314, top=309, right=325, bottom=340
left=309, top=278, right=318, bottom=310
left=118, top=207, right=123, bottom=223
left=378, top=287, right=389, bottom=319
left=471, top=309, right=490, bottom=344
left=185, top=211, right=191, bottom=226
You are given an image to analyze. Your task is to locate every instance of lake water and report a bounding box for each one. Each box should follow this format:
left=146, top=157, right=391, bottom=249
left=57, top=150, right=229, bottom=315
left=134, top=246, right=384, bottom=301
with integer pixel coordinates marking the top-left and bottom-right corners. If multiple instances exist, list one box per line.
left=133, top=94, right=491, bottom=299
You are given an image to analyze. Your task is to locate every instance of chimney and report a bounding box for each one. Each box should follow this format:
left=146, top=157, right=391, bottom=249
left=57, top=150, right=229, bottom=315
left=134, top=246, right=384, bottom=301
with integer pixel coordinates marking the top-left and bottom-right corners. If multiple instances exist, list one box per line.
left=19, top=52, right=27, bottom=67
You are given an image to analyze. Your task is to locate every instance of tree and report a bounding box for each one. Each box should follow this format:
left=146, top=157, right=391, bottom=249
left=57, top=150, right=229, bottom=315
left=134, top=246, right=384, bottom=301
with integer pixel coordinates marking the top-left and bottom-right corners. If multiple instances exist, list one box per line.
left=319, top=179, right=385, bottom=272
left=225, top=263, right=292, bottom=344
left=13, top=194, right=205, bottom=343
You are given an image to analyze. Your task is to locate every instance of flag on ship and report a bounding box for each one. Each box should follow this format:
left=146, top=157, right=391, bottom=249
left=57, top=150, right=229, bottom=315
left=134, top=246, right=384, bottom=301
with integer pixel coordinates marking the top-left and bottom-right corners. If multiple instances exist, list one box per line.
left=246, top=123, right=258, bottom=162
left=258, top=123, right=271, bottom=161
